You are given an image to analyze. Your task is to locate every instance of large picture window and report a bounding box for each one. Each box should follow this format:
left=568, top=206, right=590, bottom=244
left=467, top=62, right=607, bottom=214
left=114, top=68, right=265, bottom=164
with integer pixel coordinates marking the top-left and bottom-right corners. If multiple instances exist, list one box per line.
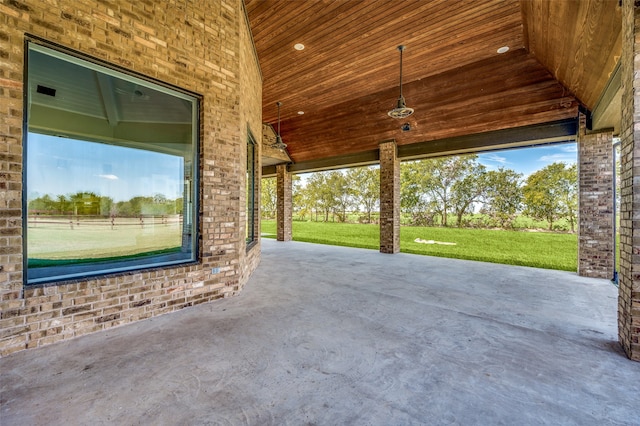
left=25, top=41, right=199, bottom=284
left=246, top=132, right=257, bottom=245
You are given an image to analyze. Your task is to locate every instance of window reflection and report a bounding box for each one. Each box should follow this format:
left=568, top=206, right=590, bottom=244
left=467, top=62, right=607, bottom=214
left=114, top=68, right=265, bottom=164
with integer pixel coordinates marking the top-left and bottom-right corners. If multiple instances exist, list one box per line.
left=26, top=42, right=199, bottom=284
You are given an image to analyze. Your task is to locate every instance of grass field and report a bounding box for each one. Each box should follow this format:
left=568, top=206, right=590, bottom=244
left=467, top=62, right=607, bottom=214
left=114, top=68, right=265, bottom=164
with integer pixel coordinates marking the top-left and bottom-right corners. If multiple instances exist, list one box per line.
left=261, top=220, right=578, bottom=271
left=27, top=216, right=182, bottom=263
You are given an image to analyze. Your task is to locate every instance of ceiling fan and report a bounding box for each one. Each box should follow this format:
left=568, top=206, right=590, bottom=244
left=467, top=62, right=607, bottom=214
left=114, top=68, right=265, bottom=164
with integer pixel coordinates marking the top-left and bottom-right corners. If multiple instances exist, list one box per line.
left=388, top=45, right=414, bottom=119
left=266, top=101, right=287, bottom=150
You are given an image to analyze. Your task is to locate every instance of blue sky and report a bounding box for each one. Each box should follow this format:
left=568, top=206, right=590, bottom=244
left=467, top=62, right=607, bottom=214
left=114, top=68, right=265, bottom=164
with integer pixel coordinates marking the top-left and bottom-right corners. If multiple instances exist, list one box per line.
left=297, top=142, right=578, bottom=181
left=28, top=134, right=184, bottom=202
left=29, top=133, right=576, bottom=202
left=477, top=142, right=577, bottom=177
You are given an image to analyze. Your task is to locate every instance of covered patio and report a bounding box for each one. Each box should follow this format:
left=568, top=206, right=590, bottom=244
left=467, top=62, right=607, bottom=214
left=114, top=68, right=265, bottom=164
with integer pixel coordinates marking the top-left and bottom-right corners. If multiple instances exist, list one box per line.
left=1, top=0, right=637, bottom=362
left=2, top=239, right=638, bottom=425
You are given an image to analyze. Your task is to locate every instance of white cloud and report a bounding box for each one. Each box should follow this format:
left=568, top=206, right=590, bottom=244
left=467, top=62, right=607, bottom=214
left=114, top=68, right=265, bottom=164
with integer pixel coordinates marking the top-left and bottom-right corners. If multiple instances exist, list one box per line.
left=478, top=153, right=509, bottom=170
left=99, top=174, right=119, bottom=180
left=536, top=143, right=577, bottom=164
left=538, top=153, right=577, bottom=164
left=482, top=153, right=508, bottom=164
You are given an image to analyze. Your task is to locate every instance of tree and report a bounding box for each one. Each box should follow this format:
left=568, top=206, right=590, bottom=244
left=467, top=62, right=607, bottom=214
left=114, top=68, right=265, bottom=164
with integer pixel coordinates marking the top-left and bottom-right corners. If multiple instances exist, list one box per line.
left=327, top=171, right=352, bottom=222
left=261, top=177, right=277, bottom=219
left=291, top=175, right=305, bottom=219
left=482, top=168, right=523, bottom=228
left=306, top=172, right=334, bottom=222
left=559, top=163, right=578, bottom=232
left=423, top=154, right=483, bottom=226
left=28, top=194, right=56, bottom=213
left=115, top=200, right=134, bottom=216
left=302, top=171, right=353, bottom=222
left=523, top=162, right=577, bottom=231
left=175, top=197, right=184, bottom=215
left=450, top=162, right=487, bottom=227
left=400, top=160, right=434, bottom=225
left=100, top=196, right=115, bottom=216
left=124, top=196, right=154, bottom=215
left=68, top=191, right=101, bottom=216
left=295, top=175, right=317, bottom=221
left=56, top=194, right=70, bottom=214
left=346, top=166, right=379, bottom=223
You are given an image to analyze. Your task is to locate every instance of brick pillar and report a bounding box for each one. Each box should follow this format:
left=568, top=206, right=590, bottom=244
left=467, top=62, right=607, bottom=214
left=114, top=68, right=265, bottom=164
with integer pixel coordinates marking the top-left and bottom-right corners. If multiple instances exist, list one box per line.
left=276, top=164, right=292, bottom=242
left=619, top=0, right=640, bottom=361
left=578, top=116, right=614, bottom=279
left=379, top=140, right=400, bottom=253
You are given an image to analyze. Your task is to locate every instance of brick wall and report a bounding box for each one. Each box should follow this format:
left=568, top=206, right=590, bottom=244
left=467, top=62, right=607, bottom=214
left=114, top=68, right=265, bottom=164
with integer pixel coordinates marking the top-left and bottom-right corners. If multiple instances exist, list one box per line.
left=619, top=0, right=640, bottom=361
left=379, top=140, right=399, bottom=254
left=0, top=0, right=262, bottom=355
left=240, top=4, right=262, bottom=283
left=577, top=116, right=614, bottom=279
left=276, top=164, right=292, bottom=241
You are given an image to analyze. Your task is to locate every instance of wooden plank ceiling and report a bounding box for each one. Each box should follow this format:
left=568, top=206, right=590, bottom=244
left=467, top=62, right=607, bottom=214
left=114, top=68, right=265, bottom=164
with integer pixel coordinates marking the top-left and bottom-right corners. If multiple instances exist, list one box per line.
left=244, top=0, right=621, bottom=168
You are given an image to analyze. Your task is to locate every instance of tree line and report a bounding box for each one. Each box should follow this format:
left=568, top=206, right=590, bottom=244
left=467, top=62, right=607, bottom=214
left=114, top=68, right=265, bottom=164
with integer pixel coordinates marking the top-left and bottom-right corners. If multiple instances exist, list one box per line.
left=262, top=154, right=578, bottom=231
left=28, top=192, right=183, bottom=216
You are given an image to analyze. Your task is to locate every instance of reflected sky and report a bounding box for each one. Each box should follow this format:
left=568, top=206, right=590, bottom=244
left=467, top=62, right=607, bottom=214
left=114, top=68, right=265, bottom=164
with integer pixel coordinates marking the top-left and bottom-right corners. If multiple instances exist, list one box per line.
left=27, top=133, right=184, bottom=202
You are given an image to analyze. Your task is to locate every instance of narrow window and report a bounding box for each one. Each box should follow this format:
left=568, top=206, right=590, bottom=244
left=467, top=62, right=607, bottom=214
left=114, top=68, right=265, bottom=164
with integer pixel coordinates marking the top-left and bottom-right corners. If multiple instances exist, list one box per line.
left=246, top=131, right=257, bottom=246
left=24, top=41, right=199, bottom=284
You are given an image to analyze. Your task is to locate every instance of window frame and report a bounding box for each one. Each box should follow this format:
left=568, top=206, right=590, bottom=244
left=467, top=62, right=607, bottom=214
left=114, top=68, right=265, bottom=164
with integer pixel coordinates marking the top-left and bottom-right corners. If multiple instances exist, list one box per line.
left=22, top=36, right=201, bottom=285
left=246, top=129, right=258, bottom=249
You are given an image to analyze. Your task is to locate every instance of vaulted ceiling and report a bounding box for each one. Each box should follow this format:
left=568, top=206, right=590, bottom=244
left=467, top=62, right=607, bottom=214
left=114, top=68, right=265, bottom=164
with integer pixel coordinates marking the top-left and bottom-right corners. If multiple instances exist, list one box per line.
left=244, top=0, right=621, bottom=172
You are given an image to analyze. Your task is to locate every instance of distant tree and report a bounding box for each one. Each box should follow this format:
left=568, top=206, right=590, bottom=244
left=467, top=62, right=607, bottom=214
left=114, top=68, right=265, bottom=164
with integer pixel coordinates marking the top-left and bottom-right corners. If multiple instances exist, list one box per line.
left=482, top=168, right=523, bottom=228
left=28, top=194, right=55, bottom=213
left=559, top=163, right=578, bottom=232
left=125, top=196, right=155, bottom=215
left=401, top=160, right=434, bottom=225
left=423, top=154, right=482, bottom=227
left=56, top=194, right=70, bottom=214
left=68, top=191, right=101, bottom=215
left=450, top=162, right=487, bottom=227
left=327, top=171, right=352, bottom=222
left=346, top=166, right=379, bottom=223
left=306, top=172, right=334, bottom=222
left=290, top=175, right=305, bottom=219
left=295, top=177, right=317, bottom=221
left=139, top=193, right=177, bottom=215
left=523, top=162, right=577, bottom=231
left=153, top=193, right=167, bottom=204
left=261, top=177, right=277, bottom=219
left=100, top=196, right=114, bottom=216
left=115, top=200, right=133, bottom=216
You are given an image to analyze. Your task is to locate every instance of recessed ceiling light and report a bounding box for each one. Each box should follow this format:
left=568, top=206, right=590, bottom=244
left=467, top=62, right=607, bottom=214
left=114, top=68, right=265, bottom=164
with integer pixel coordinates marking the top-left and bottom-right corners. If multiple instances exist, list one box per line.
left=497, top=46, right=509, bottom=54
left=297, top=111, right=304, bottom=115
left=294, top=43, right=305, bottom=51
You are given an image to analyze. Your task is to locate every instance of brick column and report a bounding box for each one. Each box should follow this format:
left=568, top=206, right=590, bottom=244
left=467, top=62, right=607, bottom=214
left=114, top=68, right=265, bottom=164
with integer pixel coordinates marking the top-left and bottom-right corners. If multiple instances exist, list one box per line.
left=619, top=0, right=640, bottom=361
left=379, top=140, right=400, bottom=253
left=578, top=115, right=614, bottom=279
left=276, top=164, right=292, bottom=241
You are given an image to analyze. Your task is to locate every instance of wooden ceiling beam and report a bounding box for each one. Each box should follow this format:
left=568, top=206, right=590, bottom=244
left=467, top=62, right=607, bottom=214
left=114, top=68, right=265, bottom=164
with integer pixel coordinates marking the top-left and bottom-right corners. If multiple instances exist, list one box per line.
left=247, top=0, right=618, bottom=167
left=262, top=118, right=577, bottom=176
left=521, top=0, right=621, bottom=108
left=277, top=47, right=577, bottom=163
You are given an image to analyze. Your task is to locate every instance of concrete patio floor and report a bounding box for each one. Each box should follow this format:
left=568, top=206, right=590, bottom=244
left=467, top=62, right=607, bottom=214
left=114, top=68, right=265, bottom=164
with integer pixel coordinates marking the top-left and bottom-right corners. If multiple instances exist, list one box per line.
left=2, top=239, right=640, bottom=425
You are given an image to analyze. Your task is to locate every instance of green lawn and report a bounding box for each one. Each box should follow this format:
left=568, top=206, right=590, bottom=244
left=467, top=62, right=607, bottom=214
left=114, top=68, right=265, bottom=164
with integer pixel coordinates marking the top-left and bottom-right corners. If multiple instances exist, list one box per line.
left=261, top=220, right=577, bottom=271
left=27, top=218, right=183, bottom=262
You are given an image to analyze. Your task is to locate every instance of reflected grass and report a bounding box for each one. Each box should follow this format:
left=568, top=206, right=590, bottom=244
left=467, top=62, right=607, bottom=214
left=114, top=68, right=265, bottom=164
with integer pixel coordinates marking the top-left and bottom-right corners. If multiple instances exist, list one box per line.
left=27, top=218, right=183, bottom=263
